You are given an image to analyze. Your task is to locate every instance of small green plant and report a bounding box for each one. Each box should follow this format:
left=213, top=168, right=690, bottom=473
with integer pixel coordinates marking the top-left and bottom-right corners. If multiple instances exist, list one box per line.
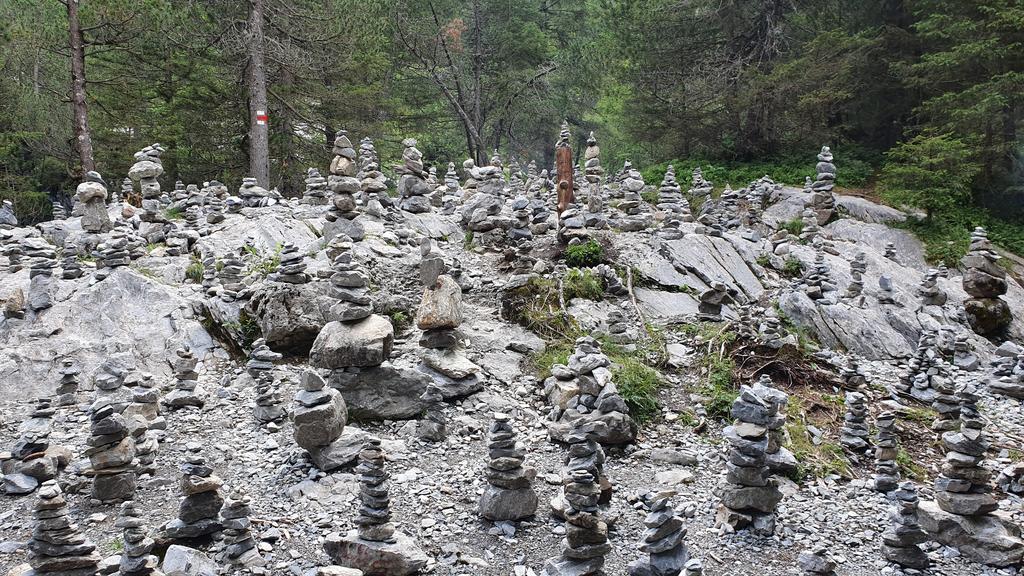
left=245, top=244, right=283, bottom=277
left=781, top=217, right=804, bottom=237
left=782, top=257, right=804, bottom=278
left=163, top=207, right=184, bottom=220
left=896, top=448, right=927, bottom=481
left=530, top=342, right=574, bottom=380
left=614, top=357, right=662, bottom=423
left=903, top=407, right=937, bottom=424
left=501, top=276, right=581, bottom=339
left=702, top=354, right=737, bottom=420
left=137, top=267, right=158, bottom=280
left=784, top=398, right=850, bottom=480
left=185, top=258, right=204, bottom=283
left=641, top=190, right=659, bottom=205
left=756, top=253, right=771, bottom=267
left=564, top=240, right=603, bottom=268
left=109, top=538, right=124, bottom=553
left=463, top=230, right=474, bottom=248
left=564, top=268, right=604, bottom=301
left=236, top=312, right=262, bottom=349
left=389, top=310, right=411, bottom=333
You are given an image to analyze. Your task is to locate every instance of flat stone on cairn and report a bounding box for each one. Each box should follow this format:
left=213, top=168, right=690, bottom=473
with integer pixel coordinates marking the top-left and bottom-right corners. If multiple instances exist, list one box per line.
left=839, top=391, right=869, bottom=456
left=882, top=482, right=930, bottom=570
left=163, top=347, right=204, bottom=409
left=540, top=469, right=611, bottom=576
left=116, top=501, right=162, bottom=576
left=269, top=242, right=310, bottom=284
left=797, top=545, right=837, bottom=575
left=163, top=453, right=223, bottom=539
left=324, top=438, right=428, bottom=576
left=873, top=411, right=900, bottom=493
left=292, top=369, right=350, bottom=471
left=246, top=337, right=281, bottom=380
left=26, top=480, right=101, bottom=575
left=85, top=400, right=137, bottom=502
left=627, top=491, right=694, bottom=576
left=478, top=412, right=538, bottom=521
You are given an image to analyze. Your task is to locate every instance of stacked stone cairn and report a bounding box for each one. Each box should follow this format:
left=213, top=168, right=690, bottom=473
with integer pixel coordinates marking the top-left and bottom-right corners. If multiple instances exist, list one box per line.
left=396, top=138, right=432, bottom=213
left=292, top=370, right=349, bottom=471
left=25, top=237, right=57, bottom=311
left=27, top=480, right=101, bottom=574
left=953, top=333, right=979, bottom=371
left=413, top=384, right=448, bottom=442
left=931, top=373, right=961, bottom=432
left=809, top=146, right=836, bottom=224
left=627, top=491, right=698, bottom=576
left=128, top=144, right=166, bottom=223
left=799, top=207, right=820, bottom=243
left=657, top=165, right=692, bottom=239
left=56, top=360, right=80, bottom=406
left=540, top=468, right=611, bottom=576
left=509, top=195, right=533, bottom=242
left=877, top=274, right=897, bottom=305
left=891, top=329, right=941, bottom=402
left=604, top=309, right=631, bottom=346
left=164, top=452, right=223, bottom=538
left=51, top=201, right=66, bottom=220
left=217, top=248, right=246, bottom=302
left=697, top=281, right=732, bottom=321
left=326, top=130, right=362, bottom=225
left=843, top=251, right=867, bottom=304
left=716, top=382, right=784, bottom=535
left=325, top=234, right=373, bottom=323
left=237, top=176, right=277, bottom=207
left=961, top=226, right=1012, bottom=335
left=839, top=391, right=870, bottom=458
left=358, top=138, right=389, bottom=208
left=220, top=493, right=260, bottom=565
left=478, top=412, right=538, bottom=521
left=882, top=482, right=930, bottom=570
left=171, top=181, right=188, bottom=203
left=116, top=501, right=161, bottom=576
left=206, top=186, right=226, bottom=224
left=441, top=162, right=461, bottom=214
left=6, top=398, right=57, bottom=494
left=324, top=438, right=428, bottom=576
left=76, top=170, right=113, bottom=233
left=989, top=356, right=1024, bottom=399
left=616, top=163, right=652, bottom=231
left=884, top=242, right=897, bottom=261
left=583, top=131, right=604, bottom=206
left=86, top=400, right=137, bottom=502
left=688, top=167, right=713, bottom=198
left=918, top=268, right=947, bottom=306
left=60, top=238, right=84, bottom=279
left=246, top=338, right=281, bottom=381
left=200, top=250, right=217, bottom=294
left=163, top=347, right=203, bottom=409
left=797, top=546, right=837, bottom=576
left=2, top=230, right=24, bottom=272
left=118, top=177, right=133, bottom=205
left=416, top=241, right=462, bottom=351
left=932, top=384, right=995, bottom=516
left=873, top=411, right=900, bottom=493
left=269, top=242, right=309, bottom=284
left=254, top=373, right=285, bottom=426
left=302, top=167, right=329, bottom=205
left=839, top=358, right=867, bottom=389
left=752, top=375, right=796, bottom=478
left=94, top=228, right=131, bottom=280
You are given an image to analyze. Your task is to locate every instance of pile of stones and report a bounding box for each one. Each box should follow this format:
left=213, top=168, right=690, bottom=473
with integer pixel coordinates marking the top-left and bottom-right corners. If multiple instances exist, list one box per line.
left=540, top=469, right=611, bottom=576
left=808, top=145, right=836, bottom=223
left=844, top=251, right=866, bottom=303
left=94, top=229, right=131, bottom=280
left=60, top=238, right=84, bottom=280
left=245, top=338, right=281, bottom=381
left=961, top=226, right=1012, bottom=335
left=615, top=164, right=652, bottom=231
left=128, top=144, right=166, bottom=224
left=51, top=201, right=66, bottom=220
left=302, top=167, right=330, bottom=205
left=478, top=412, right=538, bottom=521
left=217, top=249, right=246, bottom=301
left=55, top=360, right=80, bottom=406
left=326, top=130, right=363, bottom=237
left=688, top=167, right=713, bottom=198
left=627, top=491, right=701, bottom=576
left=86, top=400, right=137, bottom=502
left=952, top=333, right=979, bottom=371
left=325, top=234, right=372, bottom=322
left=657, top=165, right=692, bottom=239
left=268, top=242, right=309, bottom=284
left=797, top=546, right=837, bottom=576
left=583, top=132, right=603, bottom=193
left=697, top=281, right=732, bottom=321
left=716, top=381, right=784, bottom=535
left=396, top=138, right=432, bottom=213
left=839, top=391, right=870, bottom=456
left=220, top=492, right=261, bottom=566
left=919, top=268, right=947, bottom=306
left=416, top=241, right=463, bottom=351
left=164, top=452, right=223, bottom=538
left=884, top=242, right=897, bottom=261
left=253, top=373, right=285, bottom=426
left=931, top=374, right=961, bottom=431
left=292, top=370, right=350, bottom=471
left=891, top=329, right=941, bottom=402
left=77, top=170, right=113, bottom=233
left=25, top=237, right=57, bottom=311
left=882, top=482, right=930, bottom=570
left=27, top=480, right=101, bottom=574
left=5, top=398, right=58, bottom=495
left=116, top=501, right=161, bottom=575
left=163, top=347, right=203, bottom=409
left=238, top=176, right=278, bottom=207
left=873, top=411, right=900, bottom=493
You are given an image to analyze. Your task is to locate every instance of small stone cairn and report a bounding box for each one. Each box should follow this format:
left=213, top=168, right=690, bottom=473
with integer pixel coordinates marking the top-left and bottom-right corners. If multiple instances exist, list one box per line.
left=657, top=165, right=691, bottom=239
left=163, top=347, right=203, bottom=409
left=217, top=248, right=246, bottom=301
left=164, top=452, right=223, bottom=538
left=883, top=241, right=897, bottom=262
left=220, top=492, right=261, bottom=566
left=94, top=228, right=131, bottom=280
left=128, top=144, right=166, bottom=223
left=961, top=226, right=1012, bottom=335
left=716, top=382, right=784, bottom=535
left=116, top=501, right=162, bottom=576
left=206, top=188, right=226, bottom=224
left=302, top=167, right=329, bottom=205
left=441, top=162, right=461, bottom=214
left=616, top=163, right=652, bottom=231
left=799, top=207, right=819, bottom=243
left=697, top=281, right=732, bottom=321
left=687, top=167, right=713, bottom=198
left=396, top=138, right=432, bottom=213
left=931, top=373, right=961, bottom=432
left=60, top=238, right=84, bottom=279
left=269, top=241, right=310, bottom=284
left=27, top=480, right=101, bottom=574
left=479, top=412, right=538, bottom=521
left=292, top=370, right=349, bottom=471
left=627, top=490, right=698, bottom=576
left=918, top=268, right=946, bottom=306
left=56, top=360, right=80, bottom=406
left=932, top=384, right=995, bottom=516
left=254, top=373, right=285, bottom=426
left=844, top=251, right=866, bottom=303
left=327, top=130, right=362, bottom=224
left=892, top=329, right=940, bottom=402
left=86, top=400, right=137, bottom=502
left=25, top=237, right=57, bottom=311
left=873, top=411, right=900, bottom=493
left=246, top=338, right=281, bottom=381
left=809, top=145, right=836, bottom=224
left=77, top=170, right=113, bottom=233
left=51, top=201, right=66, bottom=220
left=416, top=240, right=462, bottom=351
left=540, top=469, right=611, bottom=576
left=326, top=234, right=373, bottom=322
left=882, top=482, right=930, bottom=570
left=839, top=391, right=870, bottom=457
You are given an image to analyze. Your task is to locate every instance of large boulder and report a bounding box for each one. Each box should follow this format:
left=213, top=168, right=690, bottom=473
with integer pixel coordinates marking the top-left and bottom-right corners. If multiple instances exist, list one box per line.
left=918, top=501, right=1024, bottom=567
left=326, top=365, right=430, bottom=421
left=292, top=388, right=347, bottom=451
left=245, top=282, right=332, bottom=353
left=324, top=530, right=427, bottom=576
left=310, top=316, right=394, bottom=369
left=964, top=298, right=1012, bottom=336
left=415, top=275, right=462, bottom=330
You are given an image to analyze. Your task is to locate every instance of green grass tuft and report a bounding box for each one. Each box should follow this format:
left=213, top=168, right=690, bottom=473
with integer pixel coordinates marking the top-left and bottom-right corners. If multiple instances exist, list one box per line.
left=564, top=240, right=604, bottom=268
left=613, top=357, right=662, bottom=423
left=564, top=268, right=604, bottom=301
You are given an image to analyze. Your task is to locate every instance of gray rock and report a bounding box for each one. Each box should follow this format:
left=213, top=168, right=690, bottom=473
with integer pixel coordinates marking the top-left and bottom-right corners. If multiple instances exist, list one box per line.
left=918, top=500, right=1024, bottom=567
left=245, top=283, right=332, bottom=353
left=310, top=316, right=395, bottom=369
left=323, top=530, right=427, bottom=576
left=327, top=365, right=430, bottom=421
left=162, top=545, right=218, bottom=576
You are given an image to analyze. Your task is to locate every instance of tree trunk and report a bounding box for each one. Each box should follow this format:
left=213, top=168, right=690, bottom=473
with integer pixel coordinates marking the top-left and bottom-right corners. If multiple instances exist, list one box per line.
left=471, top=0, right=485, bottom=165
left=66, top=0, right=94, bottom=176
left=247, top=0, right=270, bottom=187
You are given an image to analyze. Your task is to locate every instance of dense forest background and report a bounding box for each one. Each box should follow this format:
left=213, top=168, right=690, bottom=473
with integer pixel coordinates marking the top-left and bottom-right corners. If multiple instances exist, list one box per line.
left=1, top=0, right=1023, bottom=255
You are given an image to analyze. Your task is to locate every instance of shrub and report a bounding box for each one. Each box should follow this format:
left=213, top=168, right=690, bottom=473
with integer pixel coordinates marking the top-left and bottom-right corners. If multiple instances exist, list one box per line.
left=564, top=240, right=603, bottom=268
left=781, top=217, right=804, bottom=237
left=614, top=357, right=662, bottom=423
left=879, top=134, right=979, bottom=222
left=185, top=258, right=204, bottom=283
left=564, top=268, right=604, bottom=301
left=641, top=190, right=659, bottom=205
left=782, top=257, right=804, bottom=278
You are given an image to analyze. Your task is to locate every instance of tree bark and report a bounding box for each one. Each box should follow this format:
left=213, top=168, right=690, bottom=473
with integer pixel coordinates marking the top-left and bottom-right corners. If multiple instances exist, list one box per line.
left=66, top=0, right=95, bottom=176
left=247, top=0, right=270, bottom=187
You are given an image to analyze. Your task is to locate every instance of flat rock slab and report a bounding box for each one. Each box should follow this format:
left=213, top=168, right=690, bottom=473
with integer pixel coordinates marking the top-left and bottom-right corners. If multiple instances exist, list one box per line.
left=918, top=500, right=1024, bottom=567
left=324, top=530, right=427, bottom=576
left=327, top=364, right=430, bottom=421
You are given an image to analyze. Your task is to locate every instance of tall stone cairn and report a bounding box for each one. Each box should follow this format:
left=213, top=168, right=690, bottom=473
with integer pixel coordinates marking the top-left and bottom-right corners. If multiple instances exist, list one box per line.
left=60, top=237, right=84, bottom=280
left=128, top=144, right=166, bottom=223
left=220, top=492, right=259, bottom=564
left=844, top=251, right=866, bottom=302
left=326, top=234, right=372, bottom=323
left=478, top=412, right=538, bottom=521
left=716, top=382, right=784, bottom=535
left=931, top=373, right=961, bottom=432
left=416, top=239, right=462, bottom=350
left=217, top=247, right=245, bottom=302
left=302, top=167, right=329, bottom=205
left=882, top=482, right=930, bottom=570
left=627, top=491, right=697, bottom=576
left=254, top=372, right=285, bottom=425
left=116, top=501, right=161, bottom=576
left=86, top=400, right=137, bottom=502
left=687, top=167, right=713, bottom=198
left=540, top=469, right=610, bottom=576
left=291, top=369, right=348, bottom=471
left=246, top=338, right=281, bottom=380
left=873, top=411, right=900, bottom=493
left=396, top=138, right=432, bottom=213
left=94, top=228, right=131, bottom=280
left=327, top=130, right=361, bottom=223
left=269, top=242, right=309, bottom=284
left=56, top=360, right=80, bottom=406
left=584, top=131, right=604, bottom=212
left=162, top=347, right=203, bottom=409
left=809, top=145, right=836, bottom=224
left=27, top=480, right=101, bottom=574
left=164, top=453, right=223, bottom=538
left=839, top=391, right=870, bottom=456
left=933, top=383, right=996, bottom=515
left=355, top=438, right=395, bottom=540
left=961, top=227, right=1012, bottom=335
left=77, top=170, right=113, bottom=233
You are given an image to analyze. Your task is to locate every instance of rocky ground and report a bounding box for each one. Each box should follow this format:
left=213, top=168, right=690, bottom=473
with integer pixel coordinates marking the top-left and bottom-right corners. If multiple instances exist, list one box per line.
left=2, top=169, right=1024, bottom=576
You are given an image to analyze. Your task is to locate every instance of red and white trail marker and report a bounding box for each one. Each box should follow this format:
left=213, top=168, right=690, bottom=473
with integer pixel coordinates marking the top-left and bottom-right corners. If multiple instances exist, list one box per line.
left=256, top=110, right=268, bottom=126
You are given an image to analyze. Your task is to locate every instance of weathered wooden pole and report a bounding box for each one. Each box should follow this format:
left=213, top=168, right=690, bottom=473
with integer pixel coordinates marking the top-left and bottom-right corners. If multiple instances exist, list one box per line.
left=555, top=121, right=574, bottom=216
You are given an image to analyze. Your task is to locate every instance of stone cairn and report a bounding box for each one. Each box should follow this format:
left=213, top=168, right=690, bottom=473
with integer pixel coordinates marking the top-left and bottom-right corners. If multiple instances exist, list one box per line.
left=952, top=333, right=979, bottom=371
left=918, top=268, right=947, bottom=306
left=876, top=274, right=897, bottom=305
left=416, top=241, right=462, bottom=351
left=716, top=382, right=784, bottom=535
left=961, top=226, right=1012, bottom=335
left=843, top=251, right=866, bottom=304
left=657, top=165, right=691, bottom=240
left=799, top=207, right=819, bottom=243
left=126, top=374, right=162, bottom=476
left=873, top=411, right=900, bottom=493
left=397, top=138, right=432, bottom=213
left=26, top=237, right=57, bottom=311
left=200, top=250, right=217, bottom=294
left=326, top=234, right=373, bottom=323
left=254, top=372, right=285, bottom=426
left=324, top=438, right=428, bottom=576
left=302, top=167, right=329, bottom=205
left=892, top=329, right=940, bottom=402
left=583, top=131, right=604, bottom=205
left=128, top=144, right=166, bottom=223
left=0, top=199, right=16, bottom=228
left=697, top=281, right=732, bottom=321
left=688, top=167, right=713, bottom=198
left=246, top=338, right=281, bottom=381
left=206, top=184, right=226, bottom=224
left=60, top=238, right=84, bottom=280
left=551, top=419, right=613, bottom=520
left=883, top=241, right=897, bottom=261
left=931, top=373, right=961, bottom=432
left=118, top=177, right=133, bottom=205
left=77, top=170, right=113, bottom=233
left=27, top=480, right=101, bottom=574
left=478, top=412, right=538, bottom=521
left=292, top=370, right=348, bottom=471
left=220, top=492, right=259, bottom=565
left=839, top=391, right=870, bottom=457
left=163, top=347, right=203, bottom=409
left=56, top=360, right=80, bottom=406
left=840, top=358, right=866, bottom=389
left=6, top=398, right=56, bottom=495
left=754, top=375, right=795, bottom=477
left=797, top=546, right=837, bottom=576
left=86, top=400, right=137, bottom=502
left=2, top=229, right=23, bottom=272
left=94, top=228, right=131, bottom=280
left=269, top=242, right=309, bottom=284
left=441, top=161, right=461, bottom=215
left=217, top=248, right=246, bottom=302
left=616, top=163, right=652, bottom=231
left=809, top=145, right=836, bottom=224
left=932, top=383, right=995, bottom=516
left=882, top=482, right=930, bottom=570
left=51, top=201, right=66, bottom=220
left=540, top=469, right=611, bottom=576
left=327, top=130, right=362, bottom=225
left=359, top=137, right=389, bottom=213
left=989, top=354, right=1024, bottom=399
left=238, top=176, right=277, bottom=207
left=164, top=452, right=223, bottom=538
left=627, top=491, right=700, bottom=576
left=116, top=501, right=161, bottom=576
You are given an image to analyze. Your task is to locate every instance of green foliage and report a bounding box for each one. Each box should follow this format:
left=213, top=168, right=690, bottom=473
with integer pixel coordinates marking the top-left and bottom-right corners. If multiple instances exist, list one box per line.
left=163, top=207, right=184, bottom=221
left=463, top=231, right=474, bottom=249
left=781, top=217, right=804, bottom=237
left=563, top=268, right=603, bottom=301
left=613, top=357, right=662, bottom=423
left=501, top=276, right=581, bottom=340
left=185, top=258, right=204, bottom=283
left=389, top=310, right=411, bottom=333
left=701, top=354, right=737, bottom=421
left=755, top=253, right=771, bottom=267
left=879, top=134, right=980, bottom=220
left=782, top=257, right=804, bottom=278
left=245, top=244, right=282, bottom=277
left=564, top=240, right=603, bottom=268
left=642, top=152, right=876, bottom=191
left=530, top=342, right=573, bottom=381
left=236, top=312, right=262, bottom=349
left=785, top=398, right=850, bottom=480
left=897, top=448, right=927, bottom=481
left=640, top=189, right=659, bottom=205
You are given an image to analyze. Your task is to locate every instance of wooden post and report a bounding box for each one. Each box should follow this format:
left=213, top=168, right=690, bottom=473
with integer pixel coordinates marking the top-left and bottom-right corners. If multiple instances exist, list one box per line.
left=555, top=122, right=573, bottom=216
